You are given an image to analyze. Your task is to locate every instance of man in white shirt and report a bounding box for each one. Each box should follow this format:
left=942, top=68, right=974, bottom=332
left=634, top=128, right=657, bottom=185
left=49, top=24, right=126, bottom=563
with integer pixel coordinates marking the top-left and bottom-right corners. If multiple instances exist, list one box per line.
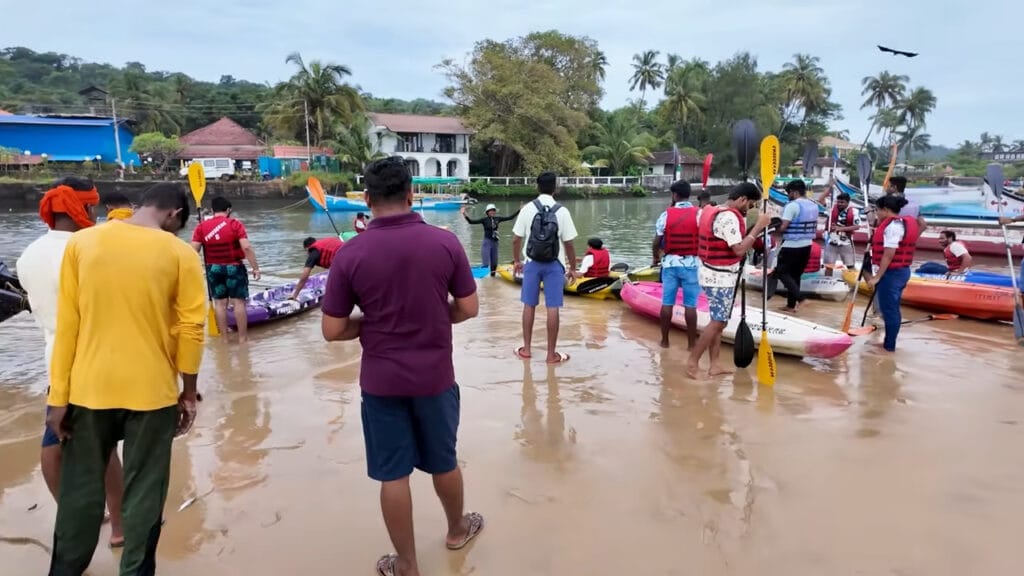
left=937, top=230, right=973, bottom=274
left=17, top=177, right=125, bottom=548
left=511, top=172, right=579, bottom=364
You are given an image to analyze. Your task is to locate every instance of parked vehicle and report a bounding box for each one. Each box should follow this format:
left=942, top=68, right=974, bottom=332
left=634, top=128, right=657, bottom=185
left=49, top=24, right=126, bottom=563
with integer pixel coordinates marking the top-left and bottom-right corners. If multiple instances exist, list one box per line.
left=179, top=158, right=236, bottom=180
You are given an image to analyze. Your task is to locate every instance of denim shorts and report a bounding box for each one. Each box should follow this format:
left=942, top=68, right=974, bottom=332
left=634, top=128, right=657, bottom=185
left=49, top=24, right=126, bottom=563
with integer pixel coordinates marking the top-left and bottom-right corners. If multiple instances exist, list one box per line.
left=661, top=266, right=700, bottom=307
left=521, top=260, right=565, bottom=308
left=361, top=384, right=460, bottom=482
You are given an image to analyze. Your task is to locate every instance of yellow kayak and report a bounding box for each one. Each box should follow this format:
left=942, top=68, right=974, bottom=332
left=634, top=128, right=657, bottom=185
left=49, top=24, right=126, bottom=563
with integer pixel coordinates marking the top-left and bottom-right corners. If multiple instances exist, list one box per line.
left=495, top=265, right=620, bottom=300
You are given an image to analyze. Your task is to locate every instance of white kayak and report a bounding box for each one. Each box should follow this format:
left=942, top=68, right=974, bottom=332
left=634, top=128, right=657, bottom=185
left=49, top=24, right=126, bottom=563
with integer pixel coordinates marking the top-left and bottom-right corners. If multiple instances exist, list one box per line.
left=742, top=265, right=849, bottom=302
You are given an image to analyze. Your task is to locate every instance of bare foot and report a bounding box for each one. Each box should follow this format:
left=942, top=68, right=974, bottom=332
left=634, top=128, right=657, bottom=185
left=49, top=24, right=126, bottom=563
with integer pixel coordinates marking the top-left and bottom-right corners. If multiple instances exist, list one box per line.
left=685, top=362, right=701, bottom=379
left=659, top=339, right=669, bottom=349
left=708, top=365, right=735, bottom=376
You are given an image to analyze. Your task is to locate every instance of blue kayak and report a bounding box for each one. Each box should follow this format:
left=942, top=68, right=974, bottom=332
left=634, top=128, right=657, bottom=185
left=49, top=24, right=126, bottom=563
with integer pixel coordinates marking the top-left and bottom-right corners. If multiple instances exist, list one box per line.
left=914, top=263, right=1016, bottom=288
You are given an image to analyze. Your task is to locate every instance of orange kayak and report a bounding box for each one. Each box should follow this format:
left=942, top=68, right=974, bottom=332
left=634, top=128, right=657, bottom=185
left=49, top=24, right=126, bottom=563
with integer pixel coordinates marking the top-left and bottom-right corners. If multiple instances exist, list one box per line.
left=842, top=269, right=1018, bottom=321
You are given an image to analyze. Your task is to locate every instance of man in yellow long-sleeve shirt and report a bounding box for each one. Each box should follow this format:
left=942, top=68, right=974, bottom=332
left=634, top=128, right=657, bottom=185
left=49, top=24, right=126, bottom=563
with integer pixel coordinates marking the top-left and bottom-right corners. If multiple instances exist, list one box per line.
left=46, top=182, right=207, bottom=576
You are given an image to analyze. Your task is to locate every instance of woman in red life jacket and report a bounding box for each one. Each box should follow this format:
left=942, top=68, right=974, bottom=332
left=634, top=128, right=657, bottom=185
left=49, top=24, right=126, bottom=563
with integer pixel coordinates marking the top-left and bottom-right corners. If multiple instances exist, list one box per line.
left=937, top=230, right=973, bottom=273
left=580, top=237, right=610, bottom=278
left=289, top=236, right=343, bottom=299
left=864, top=195, right=919, bottom=352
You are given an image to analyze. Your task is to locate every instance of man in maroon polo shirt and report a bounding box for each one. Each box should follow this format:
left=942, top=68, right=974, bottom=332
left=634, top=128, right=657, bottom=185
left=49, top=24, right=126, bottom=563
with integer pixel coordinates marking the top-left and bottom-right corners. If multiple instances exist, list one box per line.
left=321, top=156, right=483, bottom=576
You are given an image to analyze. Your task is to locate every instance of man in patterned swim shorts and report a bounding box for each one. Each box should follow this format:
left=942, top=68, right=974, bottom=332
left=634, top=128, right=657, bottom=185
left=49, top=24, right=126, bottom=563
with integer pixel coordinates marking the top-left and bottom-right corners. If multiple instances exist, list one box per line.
left=687, top=183, right=770, bottom=379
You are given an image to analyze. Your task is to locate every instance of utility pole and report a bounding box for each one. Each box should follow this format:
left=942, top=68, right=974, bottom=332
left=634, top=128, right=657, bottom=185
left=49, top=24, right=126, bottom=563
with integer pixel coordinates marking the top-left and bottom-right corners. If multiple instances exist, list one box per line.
left=303, top=99, right=312, bottom=165
left=111, top=98, right=123, bottom=166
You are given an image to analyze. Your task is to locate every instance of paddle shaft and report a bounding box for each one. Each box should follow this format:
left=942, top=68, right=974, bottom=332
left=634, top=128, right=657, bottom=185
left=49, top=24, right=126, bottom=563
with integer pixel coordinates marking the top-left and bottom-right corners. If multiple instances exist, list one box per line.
left=900, top=314, right=956, bottom=325
left=324, top=209, right=341, bottom=236
left=996, top=199, right=1024, bottom=338
left=194, top=201, right=221, bottom=337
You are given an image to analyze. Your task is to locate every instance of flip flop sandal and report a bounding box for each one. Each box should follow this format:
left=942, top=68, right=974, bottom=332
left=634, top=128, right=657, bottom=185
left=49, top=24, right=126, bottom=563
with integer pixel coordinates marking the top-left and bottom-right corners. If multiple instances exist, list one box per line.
left=447, top=511, right=485, bottom=550
left=376, top=553, right=398, bottom=576
left=514, top=347, right=532, bottom=360
left=546, top=352, right=570, bottom=365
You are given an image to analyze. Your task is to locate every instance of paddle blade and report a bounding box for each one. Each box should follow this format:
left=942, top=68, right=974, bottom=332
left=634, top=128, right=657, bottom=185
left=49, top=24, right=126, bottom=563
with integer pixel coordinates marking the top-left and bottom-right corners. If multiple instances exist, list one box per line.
left=857, top=154, right=871, bottom=191
left=187, top=162, right=206, bottom=206
left=881, top=143, right=898, bottom=190
left=732, top=119, right=758, bottom=176
left=757, top=330, right=776, bottom=386
left=840, top=299, right=856, bottom=333
left=930, top=314, right=958, bottom=321
left=759, top=135, right=780, bottom=199
left=987, top=163, right=1005, bottom=199
left=702, top=153, right=714, bottom=188
left=734, top=320, right=755, bottom=368
left=207, top=304, right=220, bottom=337
left=801, top=140, right=818, bottom=178
left=307, top=177, right=328, bottom=211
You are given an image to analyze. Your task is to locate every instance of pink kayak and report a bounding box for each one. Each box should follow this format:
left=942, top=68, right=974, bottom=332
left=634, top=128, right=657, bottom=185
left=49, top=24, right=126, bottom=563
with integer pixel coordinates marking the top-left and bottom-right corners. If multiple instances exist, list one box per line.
left=620, top=281, right=853, bottom=359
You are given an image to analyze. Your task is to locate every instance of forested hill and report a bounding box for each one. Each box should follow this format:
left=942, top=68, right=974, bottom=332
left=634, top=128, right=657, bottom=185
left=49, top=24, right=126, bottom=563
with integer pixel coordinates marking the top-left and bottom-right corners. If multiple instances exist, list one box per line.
left=0, top=46, right=452, bottom=136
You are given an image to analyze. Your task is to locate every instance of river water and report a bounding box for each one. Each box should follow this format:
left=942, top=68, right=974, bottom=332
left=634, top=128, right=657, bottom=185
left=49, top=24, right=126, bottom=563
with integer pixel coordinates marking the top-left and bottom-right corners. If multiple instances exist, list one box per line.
left=1, top=197, right=1023, bottom=575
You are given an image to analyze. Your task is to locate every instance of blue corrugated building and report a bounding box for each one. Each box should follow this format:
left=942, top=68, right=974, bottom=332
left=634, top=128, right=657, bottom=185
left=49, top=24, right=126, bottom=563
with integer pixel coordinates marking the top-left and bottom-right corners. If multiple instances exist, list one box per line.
left=0, top=115, right=139, bottom=164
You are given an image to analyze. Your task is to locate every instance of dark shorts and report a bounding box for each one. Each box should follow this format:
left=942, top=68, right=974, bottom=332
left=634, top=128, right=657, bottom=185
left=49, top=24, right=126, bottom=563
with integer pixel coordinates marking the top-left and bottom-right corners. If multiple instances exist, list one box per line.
left=42, top=405, right=59, bottom=448
left=520, top=260, right=565, bottom=308
left=206, top=263, right=249, bottom=300
left=361, top=384, right=460, bottom=482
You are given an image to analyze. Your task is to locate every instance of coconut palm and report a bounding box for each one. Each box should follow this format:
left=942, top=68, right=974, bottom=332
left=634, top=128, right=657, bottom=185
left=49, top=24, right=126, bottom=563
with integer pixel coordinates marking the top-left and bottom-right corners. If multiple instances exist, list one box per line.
left=328, top=116, right=389, bottom=172
left=660, top=63, right=707, bottom=134
left=587, top=50, right=609, bottom=82
left=629, top=50, right=665, bottom=111
left=665, top=53, right=683, bottom=72
left=896, top=125, right=932, bottom=162
left=894, top=86, right=937, bottom=130
left=860, top=71, right=909, bottom=110
left=582, top=114, right=656, bottom=175
left=778, top=53, right=828, bottom=135
left=261, top=52, right=364, bottom=146
left=1012, top=140, right=1024, bottom=153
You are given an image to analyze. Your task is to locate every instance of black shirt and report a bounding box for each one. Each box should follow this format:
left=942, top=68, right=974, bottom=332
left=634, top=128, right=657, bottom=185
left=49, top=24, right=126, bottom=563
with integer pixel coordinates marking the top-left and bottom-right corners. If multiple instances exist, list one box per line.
left=465, top=210, right=520, bottom=241
left=304, top=249, right=322, bottom=269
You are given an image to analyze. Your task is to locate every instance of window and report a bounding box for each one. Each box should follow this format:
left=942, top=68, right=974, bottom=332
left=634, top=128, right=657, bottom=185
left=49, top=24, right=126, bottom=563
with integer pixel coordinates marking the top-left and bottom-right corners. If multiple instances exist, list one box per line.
left=203, top=160, right=215, bottom=168
left=215, top=159, right=230, bottom=169
left=435, top=135, right=456, bottom=154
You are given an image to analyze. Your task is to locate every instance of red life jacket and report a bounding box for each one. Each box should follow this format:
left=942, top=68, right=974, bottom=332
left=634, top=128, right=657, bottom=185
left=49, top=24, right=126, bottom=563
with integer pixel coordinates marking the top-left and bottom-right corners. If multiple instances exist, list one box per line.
left=663, top=206, right=699, bottom=256
left=871, top=216, right=919, bottom=269
left=944, top=243, right=964, bottom=270
left=698, top=207, right=745, bottom=268
left=584, top=248, right=610, bottom=277
left=804, top=242, right=822, bottom=273
left=311, top=237, right=343, bottom=268
left=197, top=215, right=244, bottom=265
left=353, top=217, right=367, bottom=233
left=829, top=205, right=855, bottom=231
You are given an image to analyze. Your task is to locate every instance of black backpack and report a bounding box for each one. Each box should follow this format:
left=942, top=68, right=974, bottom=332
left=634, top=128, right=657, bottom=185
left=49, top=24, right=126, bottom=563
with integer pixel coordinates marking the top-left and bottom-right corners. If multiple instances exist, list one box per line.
left=526, top=199, right=562, bottom=263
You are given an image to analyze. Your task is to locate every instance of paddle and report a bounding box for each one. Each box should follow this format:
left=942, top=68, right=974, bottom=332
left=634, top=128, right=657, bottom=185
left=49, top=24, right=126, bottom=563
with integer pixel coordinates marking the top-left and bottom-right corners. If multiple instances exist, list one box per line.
left=574, top=276, right=619, bottom=295
left=306, top=177, right=342, bottom=237
left=187, top=163, right=220, bottom=337
left=731, top=119, right=758, bottom=368
left=701, top=153, right=713, bottom=190
left=900, top=313, right=957, bottom=325
left=989, top=162, right=1024, bottom=341
left=881, top=143, right=898, bottom=191
left=843, top=249, right=875, bottom=335
left=801, top=140, right=817, bottom=178
left=857, top=153, right=872, bottom=199
left=757, top=135, right=779, bottom=386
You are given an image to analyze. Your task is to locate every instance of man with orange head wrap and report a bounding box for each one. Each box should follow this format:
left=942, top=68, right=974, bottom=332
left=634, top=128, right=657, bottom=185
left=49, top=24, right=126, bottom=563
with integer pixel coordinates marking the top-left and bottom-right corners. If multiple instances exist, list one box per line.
left=16, top=176, right=126, bottom=548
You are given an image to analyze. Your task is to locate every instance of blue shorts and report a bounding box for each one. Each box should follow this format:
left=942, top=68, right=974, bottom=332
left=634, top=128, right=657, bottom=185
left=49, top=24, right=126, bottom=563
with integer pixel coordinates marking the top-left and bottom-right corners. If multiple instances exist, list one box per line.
left=42, top=405, right=59, bottom=448
left=703, top=285, right=736, bottom=323
left=521, top=260, right=565, bottom=308
left=361, top=385, right=461, bottom=482
left=661, top=266, right=700, bottom=307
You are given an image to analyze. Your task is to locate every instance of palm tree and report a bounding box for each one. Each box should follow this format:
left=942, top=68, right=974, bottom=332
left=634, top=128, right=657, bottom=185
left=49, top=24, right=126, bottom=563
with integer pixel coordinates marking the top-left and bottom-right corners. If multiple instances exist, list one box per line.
left=860, top=71, right=909, bottom=110
left=778, top=53, right=828, bottom=135
left=894, top=86, right=937, bottom=130
left=629, top=50, right=665, bottom=111
left=113, top=71, right=181, bottom=134
left=328, top=117, right=388, bottom=172
left=896, top=125, right=932, bottom=162
left=990, top=134, right=1007, bottom=153
left=660, top=63, right=707, bottom=135
left=581, top=114, right=655, bottom=175
left=261, top=52, right=364, bottom=146
left=587, top=50, right=609, bottom=82
left=665, top=53, right=682, bottom=72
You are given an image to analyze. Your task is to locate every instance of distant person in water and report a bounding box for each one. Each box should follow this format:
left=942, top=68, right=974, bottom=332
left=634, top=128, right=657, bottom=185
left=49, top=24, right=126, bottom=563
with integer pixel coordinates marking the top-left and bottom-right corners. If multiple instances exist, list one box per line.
left=354, top=212, right=368, bottom=234
left=653, top=179, right=702, bottom=349
left=579, top=238, right=610, bottom=278
left=16, top=176, right=125, bottom=549
left=289, top=236, right=344, bottom=299
left=687, top=183, right=771, bottom=379
left=462, top=203, right=520, bottom=276
left=103, top=191, right=134, bottom=221
left=321, top=156, right=482, bottom=576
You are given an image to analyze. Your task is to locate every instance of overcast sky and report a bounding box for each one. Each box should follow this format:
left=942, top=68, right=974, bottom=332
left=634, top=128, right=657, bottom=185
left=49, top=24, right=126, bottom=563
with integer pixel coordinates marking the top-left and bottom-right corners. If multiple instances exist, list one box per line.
left=4, top=0, right=1018, bottom=147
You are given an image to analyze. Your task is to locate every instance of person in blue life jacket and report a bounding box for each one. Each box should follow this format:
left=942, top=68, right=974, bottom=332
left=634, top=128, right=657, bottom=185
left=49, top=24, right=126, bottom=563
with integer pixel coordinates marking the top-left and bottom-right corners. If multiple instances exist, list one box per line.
left=774, top=179, right=819, bottom=313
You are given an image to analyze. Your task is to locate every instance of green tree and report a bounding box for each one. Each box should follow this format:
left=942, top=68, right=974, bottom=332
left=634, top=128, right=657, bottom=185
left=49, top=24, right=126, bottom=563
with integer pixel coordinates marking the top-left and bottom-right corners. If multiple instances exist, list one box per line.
left=896, top=125, right=932, bottom=162
left=261, top=52, right=363, bottom=146
left=581, top=112, right=655, bottom=175
left=327, top=116, right=389, bottom=172
left=777, top=53, right=828, bottom=136
left=859, top=71, right=908, bottom=148
left=128, top=132, right=184, bottom=171
left=894, top=86, right=937, bottom=130
left=657, top=61, right=708, bottom=142
left=629, top=50, right=665, bottom=111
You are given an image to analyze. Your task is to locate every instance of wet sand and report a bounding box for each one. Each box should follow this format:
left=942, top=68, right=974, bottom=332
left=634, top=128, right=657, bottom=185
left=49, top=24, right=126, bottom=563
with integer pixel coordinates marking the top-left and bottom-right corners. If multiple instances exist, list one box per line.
left=2, top=277, right=1024, bottom=575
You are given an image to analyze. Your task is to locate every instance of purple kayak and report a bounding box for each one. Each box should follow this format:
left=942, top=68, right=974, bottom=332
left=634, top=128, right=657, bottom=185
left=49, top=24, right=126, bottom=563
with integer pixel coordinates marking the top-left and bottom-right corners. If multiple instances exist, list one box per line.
left=226, top=272, right=329, bottom=328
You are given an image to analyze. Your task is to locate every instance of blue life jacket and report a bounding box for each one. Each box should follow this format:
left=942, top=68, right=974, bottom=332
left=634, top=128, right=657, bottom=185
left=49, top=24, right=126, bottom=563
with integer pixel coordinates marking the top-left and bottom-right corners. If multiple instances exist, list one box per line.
left=783, top=197, right=819, bottom=242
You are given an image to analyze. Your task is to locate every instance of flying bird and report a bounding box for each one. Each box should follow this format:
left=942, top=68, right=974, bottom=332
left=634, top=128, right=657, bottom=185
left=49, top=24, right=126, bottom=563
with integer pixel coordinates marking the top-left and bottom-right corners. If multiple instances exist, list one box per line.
left=877, top=45, right=919, bottom=58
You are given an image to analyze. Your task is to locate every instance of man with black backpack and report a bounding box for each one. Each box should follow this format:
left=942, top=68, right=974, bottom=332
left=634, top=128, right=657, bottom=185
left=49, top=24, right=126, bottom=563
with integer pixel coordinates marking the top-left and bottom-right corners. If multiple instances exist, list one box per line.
left=511, top=172, right=579, bottom=364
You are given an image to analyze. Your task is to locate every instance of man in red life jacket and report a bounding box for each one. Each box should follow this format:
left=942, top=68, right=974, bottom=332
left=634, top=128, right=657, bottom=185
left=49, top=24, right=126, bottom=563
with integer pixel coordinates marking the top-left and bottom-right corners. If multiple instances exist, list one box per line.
left=354, top=212, right=368, bottom=234
left=686, top=183, right=771, bottom=379
left=579, top=238, right=610, bottom=278
left=822, top=192, right=861, bottom=276
left=290, top=236, right=343, bottom=300
left=805, top=241, right=822, bottom=273
left=937, top=230, right=973, bottom=274
left=864, top=195, right=919, bottom=351
left=653, top=180, right=702, bottom=349
left=191, top=196, right=261, bottom=343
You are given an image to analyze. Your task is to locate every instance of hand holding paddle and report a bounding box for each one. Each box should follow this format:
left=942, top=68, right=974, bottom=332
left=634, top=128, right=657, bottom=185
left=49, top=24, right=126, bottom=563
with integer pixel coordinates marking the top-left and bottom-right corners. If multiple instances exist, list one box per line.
left=731, top=120, right=758, bottom=368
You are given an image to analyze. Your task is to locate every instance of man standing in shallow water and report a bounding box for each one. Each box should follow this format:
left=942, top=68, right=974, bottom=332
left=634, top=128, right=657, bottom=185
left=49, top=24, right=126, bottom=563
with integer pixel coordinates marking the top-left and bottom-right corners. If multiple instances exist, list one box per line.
left=321, top=157, right=483, bottom=576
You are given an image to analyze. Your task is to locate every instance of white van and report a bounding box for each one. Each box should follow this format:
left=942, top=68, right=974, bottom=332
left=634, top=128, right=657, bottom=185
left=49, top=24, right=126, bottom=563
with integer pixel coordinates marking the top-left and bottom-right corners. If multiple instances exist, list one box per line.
left=179, top=158, right=236, bottom=180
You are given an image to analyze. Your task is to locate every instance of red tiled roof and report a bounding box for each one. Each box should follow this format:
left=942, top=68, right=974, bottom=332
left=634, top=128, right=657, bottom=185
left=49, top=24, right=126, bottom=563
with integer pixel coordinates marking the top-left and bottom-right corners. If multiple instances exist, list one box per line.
left=176, top=145, right=264, bottom=160
left=180, top=117, right=262, bottom=146
left=368, top=113, right=472, bottom=135
left=272, top=145, right=333, bottom=158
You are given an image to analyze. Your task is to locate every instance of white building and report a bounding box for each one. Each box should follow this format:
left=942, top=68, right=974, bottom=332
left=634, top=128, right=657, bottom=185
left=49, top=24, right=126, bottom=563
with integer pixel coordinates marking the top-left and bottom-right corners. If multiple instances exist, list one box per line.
left=367, top=113, right=473, bottom=179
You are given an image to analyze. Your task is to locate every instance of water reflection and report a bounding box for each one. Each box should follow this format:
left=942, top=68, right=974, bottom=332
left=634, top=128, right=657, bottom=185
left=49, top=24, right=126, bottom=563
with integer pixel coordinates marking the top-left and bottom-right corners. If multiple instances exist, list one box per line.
left=515, top=364, right=573, bottom=465
left=211, top=343, right=270, bottom=497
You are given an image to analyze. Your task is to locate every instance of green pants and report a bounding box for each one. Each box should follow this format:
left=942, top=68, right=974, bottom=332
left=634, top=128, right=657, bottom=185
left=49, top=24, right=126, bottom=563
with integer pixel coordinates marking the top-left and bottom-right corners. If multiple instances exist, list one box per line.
left=49, top=405, right=177, bottom=576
